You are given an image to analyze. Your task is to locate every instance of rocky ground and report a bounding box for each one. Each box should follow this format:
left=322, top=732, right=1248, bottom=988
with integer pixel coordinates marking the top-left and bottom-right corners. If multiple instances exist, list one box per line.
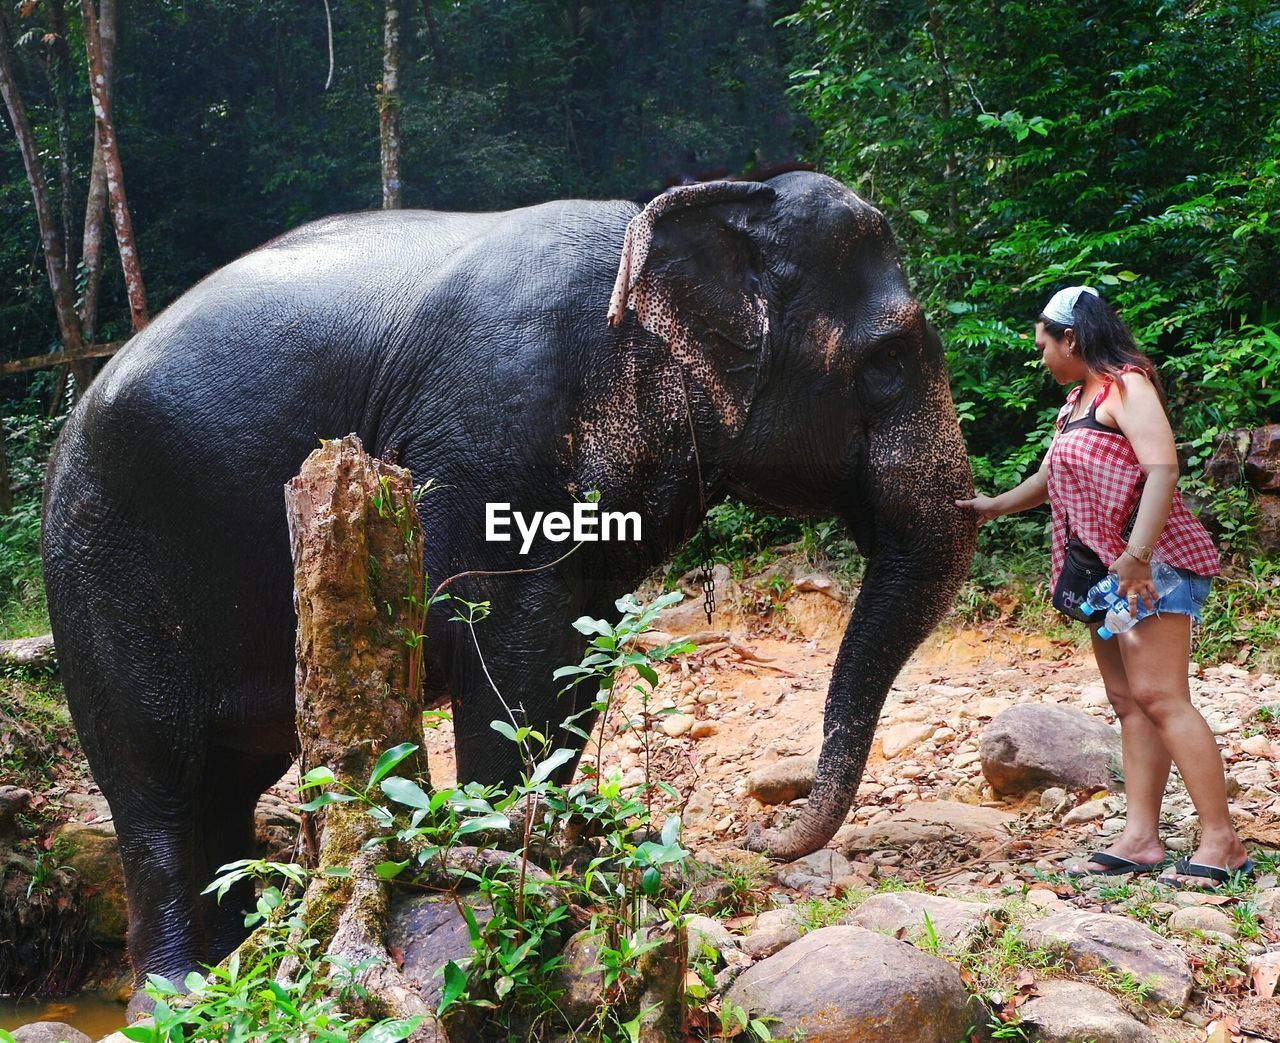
left=5, top=565, right=1280, bottom=1042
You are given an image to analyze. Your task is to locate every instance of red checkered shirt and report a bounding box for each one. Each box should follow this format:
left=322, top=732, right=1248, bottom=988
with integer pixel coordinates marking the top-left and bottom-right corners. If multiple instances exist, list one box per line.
left=1047, top=373, right=1220, bottom=588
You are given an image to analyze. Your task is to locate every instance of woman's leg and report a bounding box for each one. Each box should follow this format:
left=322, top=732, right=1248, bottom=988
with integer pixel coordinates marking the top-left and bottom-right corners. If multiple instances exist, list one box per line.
left=1081, top=625, right=1169, bottom=870
left=1115, top=611, right=1248, bottom=879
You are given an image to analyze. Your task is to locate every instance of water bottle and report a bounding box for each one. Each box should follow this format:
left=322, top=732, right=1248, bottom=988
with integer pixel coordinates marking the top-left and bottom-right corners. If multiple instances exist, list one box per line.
left=1086, top=557, right=1181, bottom=639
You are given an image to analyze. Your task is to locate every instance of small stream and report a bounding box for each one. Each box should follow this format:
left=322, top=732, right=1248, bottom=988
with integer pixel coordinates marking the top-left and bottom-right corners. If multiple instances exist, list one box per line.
left=0, top=995, right=127, bottom=1038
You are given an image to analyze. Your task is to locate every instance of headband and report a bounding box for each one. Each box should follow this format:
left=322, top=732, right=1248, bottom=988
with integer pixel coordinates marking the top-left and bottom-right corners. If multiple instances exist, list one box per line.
left=1042, top=285, right=1098, bottom=327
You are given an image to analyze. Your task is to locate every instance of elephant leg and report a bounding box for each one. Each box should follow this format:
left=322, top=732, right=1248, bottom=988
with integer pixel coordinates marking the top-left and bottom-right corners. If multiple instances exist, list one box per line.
left=113, top=785, right=213, bottom=988
left=195, top=747, right=293, bottom=961
left=449, top=595, right=594, bottom=788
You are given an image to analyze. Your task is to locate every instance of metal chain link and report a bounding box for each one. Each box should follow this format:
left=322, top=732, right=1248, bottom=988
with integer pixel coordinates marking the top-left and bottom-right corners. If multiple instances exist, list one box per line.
left=699, top=522, right=715, bottom=624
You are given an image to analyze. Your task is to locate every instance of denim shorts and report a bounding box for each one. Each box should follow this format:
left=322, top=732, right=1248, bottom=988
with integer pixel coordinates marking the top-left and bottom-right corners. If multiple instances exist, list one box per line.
left=1152, top=566, right=1213, bottom=623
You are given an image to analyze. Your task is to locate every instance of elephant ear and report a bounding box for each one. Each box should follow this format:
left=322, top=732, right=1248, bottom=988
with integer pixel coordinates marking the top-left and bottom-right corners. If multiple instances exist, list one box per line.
left=607, top=181, right=775, bottom=357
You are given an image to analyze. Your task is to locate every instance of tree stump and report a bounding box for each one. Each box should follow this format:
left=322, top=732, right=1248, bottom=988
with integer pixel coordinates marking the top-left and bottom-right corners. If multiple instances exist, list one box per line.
left=276, top=433, right=444, bottom=1040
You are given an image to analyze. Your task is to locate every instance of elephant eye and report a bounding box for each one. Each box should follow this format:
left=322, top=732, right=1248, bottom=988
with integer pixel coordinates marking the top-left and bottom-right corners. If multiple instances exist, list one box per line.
left=862, top=341, right=905, bottom=404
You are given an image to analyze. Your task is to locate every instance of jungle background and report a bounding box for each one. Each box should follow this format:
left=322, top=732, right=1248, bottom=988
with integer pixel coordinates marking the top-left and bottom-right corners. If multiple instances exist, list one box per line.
left=3, top=0, right=1279, bottom=663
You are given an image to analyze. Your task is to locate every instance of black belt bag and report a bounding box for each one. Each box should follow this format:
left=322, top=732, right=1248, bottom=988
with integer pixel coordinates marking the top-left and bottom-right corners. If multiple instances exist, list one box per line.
left=1052, top=537, right=1110, bottom=622
left=1051, top=506, right=1138, bottom=623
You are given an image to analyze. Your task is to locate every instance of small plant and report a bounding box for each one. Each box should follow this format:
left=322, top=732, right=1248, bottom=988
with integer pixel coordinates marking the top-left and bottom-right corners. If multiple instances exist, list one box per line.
left=123, top=867, right=422, bottom=1043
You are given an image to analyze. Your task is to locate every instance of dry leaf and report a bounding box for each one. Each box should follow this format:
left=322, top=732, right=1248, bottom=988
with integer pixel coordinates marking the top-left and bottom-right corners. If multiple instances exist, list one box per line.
left=1253, top=954, right=1280, bottom=998
left=1204, top=1020, right=1229, bottom=1043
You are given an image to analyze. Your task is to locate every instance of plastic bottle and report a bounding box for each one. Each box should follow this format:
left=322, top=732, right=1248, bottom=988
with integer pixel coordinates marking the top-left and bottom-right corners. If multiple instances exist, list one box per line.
left=1083, top=557, right=1181, bottom=639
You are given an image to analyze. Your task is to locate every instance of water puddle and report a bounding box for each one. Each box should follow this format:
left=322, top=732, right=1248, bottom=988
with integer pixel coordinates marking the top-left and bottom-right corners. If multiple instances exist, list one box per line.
left=0, top=994, right=126, bottom=1037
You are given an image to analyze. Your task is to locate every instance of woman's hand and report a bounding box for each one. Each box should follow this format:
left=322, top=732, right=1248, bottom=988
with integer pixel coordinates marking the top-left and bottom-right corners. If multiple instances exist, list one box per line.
left=955, top=495, right=1003, bottom=523
left=1113, top=552, right=1157, bottom=613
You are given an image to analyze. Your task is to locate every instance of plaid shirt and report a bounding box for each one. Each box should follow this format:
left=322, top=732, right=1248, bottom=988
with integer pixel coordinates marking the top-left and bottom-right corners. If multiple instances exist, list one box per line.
left=1047, top=376, right=1220, bottom=588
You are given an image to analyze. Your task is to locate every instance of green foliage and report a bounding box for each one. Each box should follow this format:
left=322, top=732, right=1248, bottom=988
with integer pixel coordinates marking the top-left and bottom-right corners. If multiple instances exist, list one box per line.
left=0, top=408, right=60, bottom=639
left=125, top=874, right=422, bottom=1043
left=784, top=0, right=1280, bottom=527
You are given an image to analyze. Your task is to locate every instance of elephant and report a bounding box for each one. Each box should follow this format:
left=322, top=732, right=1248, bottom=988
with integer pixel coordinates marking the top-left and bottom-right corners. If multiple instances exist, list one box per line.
left=41, top=171, right=976, bottom=989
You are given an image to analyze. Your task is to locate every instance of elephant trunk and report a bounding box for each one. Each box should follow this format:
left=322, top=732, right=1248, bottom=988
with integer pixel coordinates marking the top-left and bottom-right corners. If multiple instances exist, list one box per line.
left=748, top=399, right=976, bottom=860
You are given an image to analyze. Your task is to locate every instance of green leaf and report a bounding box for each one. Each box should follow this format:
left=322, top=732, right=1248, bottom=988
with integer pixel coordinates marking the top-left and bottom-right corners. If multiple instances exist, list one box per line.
left=368, top=742, right=419, bottom=788
left=455, top=812, right=512, bottom=835
left=381, top=776, right=433, bottom=810
left=490, top=720, right=519, bottom=743
left=357, top=1017, right=425, bottom=1043
left=299, top=766, right=338, bottom=789
left=375, top=859, right=410, bottom=880
left=908, top=209, right=929, bottom=224
left=530, top=747, right=576, bottom=784
left=298, top=791, right=357, bottom=812
left=440, top=960, right=468, bottom=1010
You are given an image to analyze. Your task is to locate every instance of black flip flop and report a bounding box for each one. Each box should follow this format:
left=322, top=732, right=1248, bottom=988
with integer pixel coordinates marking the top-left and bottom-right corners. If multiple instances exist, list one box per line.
left=1157, top=856, right=1256, bottom=890
left=1066, top=851, right=1164, bottom=878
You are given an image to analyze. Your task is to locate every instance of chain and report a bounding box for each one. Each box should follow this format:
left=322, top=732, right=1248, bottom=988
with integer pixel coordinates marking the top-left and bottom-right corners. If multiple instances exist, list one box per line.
left=699, top=521, right=716, bottom=623
left=676, top=366, right=715, bottom=624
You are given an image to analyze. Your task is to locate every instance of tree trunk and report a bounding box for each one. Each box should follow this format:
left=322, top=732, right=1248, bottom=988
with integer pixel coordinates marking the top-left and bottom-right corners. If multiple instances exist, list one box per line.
left=78, top=0, right=115, bottom=346
left=380, top=0, right=402, bottom=208
left=419, top=0, right=448, bottom=83
left=0, top=10, right=86, bottom=375
left=275, top=434, right=444, bottom=1040
left=80, top=0, right=147, bottom=333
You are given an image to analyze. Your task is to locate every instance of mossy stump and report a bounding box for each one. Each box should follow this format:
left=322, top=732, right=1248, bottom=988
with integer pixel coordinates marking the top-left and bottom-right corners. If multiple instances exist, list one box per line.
left=276, top=433, right=444, bottom=1041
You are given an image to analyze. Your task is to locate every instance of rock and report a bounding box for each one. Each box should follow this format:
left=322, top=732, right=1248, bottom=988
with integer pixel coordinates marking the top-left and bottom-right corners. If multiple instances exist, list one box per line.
left=1168, top=906, right=1236, bottom=937
left=841, top=892, right=1002, bottom=949
left=772, top=849, right=852, bottom=895
left=11, top=1024, right=93, bottom=1043
left=1016, top=979, right=1156, bottom=1043
left=686, top=914, right=737, bottom=960
left=1062, top=800, right=1107, bottom=825
left=836, top=800, right=1014, bottom=853
left=1245, top=424, right=1280, bottom=492
left=0, top=785, right=33, bottom=835
left=556, top=924, right=686, bottom=1035
left=55, top=822, right=128, bottom=943
left=794, top=573, right=839, bottom=598
left=745, top=757, right=817, bottom=805
left=1240, top=734, right=1275, bottom=758
left=1021, top=910, right=1193, bottom=1008
left=880, top=722, right=933, bottom=759
left=1239, top=996, right=1280, bottom=1042
left=1204, top=428, right=1252, bottom=486
left=1257, top=494, right=1280, bottom=556
left=979, top=704, right=1122, bottom=795
left=741, top=908, right=803, bottom=959
left=726, top=926, right=976, bottom=1042
left=1039, top=787, right=1068, bottom=813
left=0, top=633, right=57, bottom=669
left=389, top=893, right=482, bottom=1000
left=660, top=713, right=694, bottom=737
left=689, top=720, right=717, bottom=739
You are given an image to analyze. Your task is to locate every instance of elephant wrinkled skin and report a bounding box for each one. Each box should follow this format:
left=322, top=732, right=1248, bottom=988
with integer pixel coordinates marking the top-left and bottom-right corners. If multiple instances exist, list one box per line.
left=41, top=172, right=976, bottom=987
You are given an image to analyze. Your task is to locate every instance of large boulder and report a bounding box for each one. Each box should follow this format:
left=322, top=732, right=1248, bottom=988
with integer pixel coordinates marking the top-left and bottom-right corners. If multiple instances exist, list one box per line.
left=1016, top=979, right=1155, bottom=1043
left=725, top=925, right=976, bottom=1042
left=55, top=823, right=128, bottom=943
left=11, top=1023, right=93, bottom=1043
left=836, top=800, right=1014, bottom=854
left=979, top=704, right=1121, bottom=795
left=842, top=892, right=1003, bottom=950
left=1245, top=423, right=1280, bottom=492
left=1020, top=911, right=1193, bottom=1009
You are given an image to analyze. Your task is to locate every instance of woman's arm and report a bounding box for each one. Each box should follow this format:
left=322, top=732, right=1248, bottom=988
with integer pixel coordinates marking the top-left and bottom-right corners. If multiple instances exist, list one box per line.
left=1100, top=371, right=1178, bottom=600
left=955, top=453, right=1050, bottom=523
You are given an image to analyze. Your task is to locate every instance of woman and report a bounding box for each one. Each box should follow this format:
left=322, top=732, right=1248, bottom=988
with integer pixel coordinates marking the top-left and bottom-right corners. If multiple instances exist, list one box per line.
left=956, top=285, right=1251, bottom=889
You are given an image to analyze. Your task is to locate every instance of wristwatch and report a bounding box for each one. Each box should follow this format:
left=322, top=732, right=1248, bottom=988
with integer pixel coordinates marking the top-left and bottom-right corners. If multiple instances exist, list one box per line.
left=1124, top=544, right=1154, bottom=564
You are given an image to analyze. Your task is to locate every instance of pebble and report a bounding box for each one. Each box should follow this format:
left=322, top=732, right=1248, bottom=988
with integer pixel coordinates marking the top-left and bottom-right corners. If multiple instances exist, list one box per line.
left=1239, top=734, right=1275, bottom=758
left=690, top=721, right=718, bottom=739
left=660, top=713, right=695, bottom=737
left=1062, top=801, right=1106, bottom=824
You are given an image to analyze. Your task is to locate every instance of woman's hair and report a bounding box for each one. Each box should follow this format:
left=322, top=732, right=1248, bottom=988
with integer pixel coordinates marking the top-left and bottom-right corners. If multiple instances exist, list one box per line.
left=1037, top=290, right=1167, bottom=407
